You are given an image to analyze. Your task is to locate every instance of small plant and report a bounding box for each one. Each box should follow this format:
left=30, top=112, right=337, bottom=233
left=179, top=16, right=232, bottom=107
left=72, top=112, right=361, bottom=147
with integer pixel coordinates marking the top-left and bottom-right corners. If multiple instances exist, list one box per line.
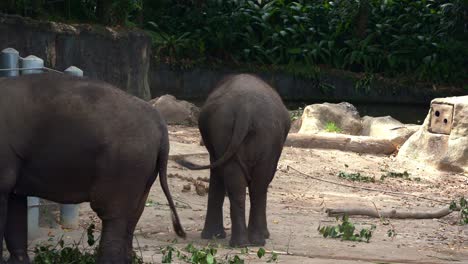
left=450, top=197, right=468, bottom=225
left=354, top=73, right=375, bottom=94
left=318, top=215, right=376, bottom=243
left=324, top=122, right=342, bottom=133
left=380, top=171, right=420, bottom=182
left=34, top=224, right=144, bottom=264
left=161, top=244, right=278, bottom=264
left=338, top=171, right=375, bottom=183
left=387, top=228, right=397, bottom=238
left=289, top=107, right=303, bottom=121
left=145, top=199, right=159, bottom=207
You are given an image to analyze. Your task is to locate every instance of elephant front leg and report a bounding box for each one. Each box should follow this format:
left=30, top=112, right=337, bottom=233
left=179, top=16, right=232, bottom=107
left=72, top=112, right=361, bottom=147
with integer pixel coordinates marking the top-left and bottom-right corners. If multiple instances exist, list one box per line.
left=5, top=194, right=30, bottom=264
left=202, top=170, right=226, bottom=239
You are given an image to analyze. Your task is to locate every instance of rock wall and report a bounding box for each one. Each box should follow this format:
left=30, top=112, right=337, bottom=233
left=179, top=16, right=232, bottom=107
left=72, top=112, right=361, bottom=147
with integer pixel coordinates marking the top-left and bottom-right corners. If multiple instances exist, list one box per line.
left=150, top=63, right=466, bottom=104
left=0, top=14, right=151, bottom=99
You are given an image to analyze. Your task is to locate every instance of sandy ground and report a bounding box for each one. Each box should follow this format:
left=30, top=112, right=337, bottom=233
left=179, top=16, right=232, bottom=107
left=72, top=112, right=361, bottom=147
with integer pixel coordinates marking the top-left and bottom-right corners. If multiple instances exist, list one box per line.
left=25, top=125, right=467, bottom=263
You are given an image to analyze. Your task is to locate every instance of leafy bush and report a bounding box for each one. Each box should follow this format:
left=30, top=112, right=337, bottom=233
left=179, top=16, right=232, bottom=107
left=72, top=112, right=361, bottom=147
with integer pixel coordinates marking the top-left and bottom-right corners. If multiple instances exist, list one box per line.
left=161, top=244, right=278, bottom=263
left=142, top=0, right=467, bottom=84
left=34, top=224, right=144, bottom=264
left=338, top=171, right=375, bottom=183
left=319, top=215, right=376, bottom=242
left=450, top=197, right=468, bottom=225
left=3, top=0, right=466, bottom=84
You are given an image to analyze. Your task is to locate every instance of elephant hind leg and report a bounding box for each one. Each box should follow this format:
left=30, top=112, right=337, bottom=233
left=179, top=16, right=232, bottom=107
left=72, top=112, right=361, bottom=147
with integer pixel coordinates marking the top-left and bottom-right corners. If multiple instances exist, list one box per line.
left=201, top=166, right=226, bottom=240
left=125, top=190, right=151, bottom=263
left=96, top=218, right=129, bottom=264
left=247, top=160, right=278, bottom=246
left=222, top=161, right=248, bottom=247
left=0, top=161, right=19, bottom=263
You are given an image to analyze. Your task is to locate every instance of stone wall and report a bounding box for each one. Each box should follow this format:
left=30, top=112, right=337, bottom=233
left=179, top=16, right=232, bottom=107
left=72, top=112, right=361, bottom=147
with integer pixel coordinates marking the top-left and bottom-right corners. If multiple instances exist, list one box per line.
left=0, top=14, right=151, bottom=100
left=150, top=63, right=465, bottom=104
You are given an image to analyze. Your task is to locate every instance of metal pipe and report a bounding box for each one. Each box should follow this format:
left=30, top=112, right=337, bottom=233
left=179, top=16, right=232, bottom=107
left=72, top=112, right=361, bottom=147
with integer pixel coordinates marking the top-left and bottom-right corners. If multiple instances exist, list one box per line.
left=59, top=66, right=84, bottom=229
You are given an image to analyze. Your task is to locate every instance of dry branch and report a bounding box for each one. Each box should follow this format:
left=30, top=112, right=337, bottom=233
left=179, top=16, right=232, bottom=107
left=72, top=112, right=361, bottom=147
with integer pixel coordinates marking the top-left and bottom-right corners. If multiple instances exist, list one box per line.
left=326, top=206, right=459, bottom=219
left=285, top=133, right=396, bottom=155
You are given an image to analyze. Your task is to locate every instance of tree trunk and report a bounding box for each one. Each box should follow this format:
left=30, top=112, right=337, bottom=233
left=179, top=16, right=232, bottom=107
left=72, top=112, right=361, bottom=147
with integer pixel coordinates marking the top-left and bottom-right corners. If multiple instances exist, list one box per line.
left=355, top=0, right=370, bottom=39
left=96, top=0, right=112, bottom=25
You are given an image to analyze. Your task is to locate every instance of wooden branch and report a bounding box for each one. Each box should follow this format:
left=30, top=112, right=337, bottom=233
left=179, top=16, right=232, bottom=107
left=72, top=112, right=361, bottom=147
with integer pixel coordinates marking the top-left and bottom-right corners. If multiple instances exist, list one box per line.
left=285, top=133, right=396, bottom=155
left=326, top=205, right=460, bottom=219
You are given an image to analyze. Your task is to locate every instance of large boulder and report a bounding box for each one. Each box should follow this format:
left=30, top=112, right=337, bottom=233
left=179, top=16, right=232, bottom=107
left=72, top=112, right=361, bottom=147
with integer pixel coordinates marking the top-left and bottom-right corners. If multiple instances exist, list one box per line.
left=298, top=102, right=362, bottom=135
left=397, top=96, right=468, bottom=173
left=361, top=116, right=419, bottom=146
left=150, top=95, right=200, bottom=125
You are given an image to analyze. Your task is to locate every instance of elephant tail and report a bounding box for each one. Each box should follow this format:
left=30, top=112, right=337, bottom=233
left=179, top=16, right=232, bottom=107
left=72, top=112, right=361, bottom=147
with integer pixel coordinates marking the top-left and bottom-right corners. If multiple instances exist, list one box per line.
left=158, top=131, right=186, bottom=238
left=175, top=108, right=249, bottom=171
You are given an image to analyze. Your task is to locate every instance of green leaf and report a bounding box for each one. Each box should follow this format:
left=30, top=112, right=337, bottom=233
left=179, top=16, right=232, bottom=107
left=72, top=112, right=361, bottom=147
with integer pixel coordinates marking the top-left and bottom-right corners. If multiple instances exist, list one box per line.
left=206, top=253, right=214, bottom=264
left=257, top=248, right=266, bottom=258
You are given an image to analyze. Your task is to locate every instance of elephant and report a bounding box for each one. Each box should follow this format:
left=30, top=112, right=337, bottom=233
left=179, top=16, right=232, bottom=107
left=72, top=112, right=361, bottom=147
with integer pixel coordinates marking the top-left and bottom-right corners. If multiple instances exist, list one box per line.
left=176, top=74, right=291, bottom=247
left=0, top=73, right=185, bottom=264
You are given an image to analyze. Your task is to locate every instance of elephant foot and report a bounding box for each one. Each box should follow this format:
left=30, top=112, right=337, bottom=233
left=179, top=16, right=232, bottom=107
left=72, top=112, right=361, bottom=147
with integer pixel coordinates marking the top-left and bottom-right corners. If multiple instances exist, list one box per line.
left=7, top=252, right=31, bottom=264
left=248, top=232, right=266, bottom=246
left=7, top=255, right=30, bottom=264
left=263, top=228, right=270, bottom=239
left=201, top=227, right=226, bottom=239
left=229, top=235, right=250, bottom=248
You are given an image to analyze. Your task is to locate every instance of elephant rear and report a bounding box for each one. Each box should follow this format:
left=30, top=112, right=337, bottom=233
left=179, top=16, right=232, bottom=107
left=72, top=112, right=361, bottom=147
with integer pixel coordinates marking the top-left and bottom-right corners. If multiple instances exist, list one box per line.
left=0, top=73, right=185, bottom=263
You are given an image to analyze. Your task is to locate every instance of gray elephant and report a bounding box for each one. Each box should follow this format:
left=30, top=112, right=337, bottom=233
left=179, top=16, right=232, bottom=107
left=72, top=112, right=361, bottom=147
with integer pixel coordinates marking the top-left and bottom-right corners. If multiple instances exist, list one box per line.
left=176, top=74, right=291, bottom=247
left=0, top=73, right=185, bottom=264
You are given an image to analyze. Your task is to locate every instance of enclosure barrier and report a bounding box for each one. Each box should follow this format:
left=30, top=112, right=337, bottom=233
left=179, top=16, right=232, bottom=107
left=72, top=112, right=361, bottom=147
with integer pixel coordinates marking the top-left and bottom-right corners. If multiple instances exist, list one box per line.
left=0, top=47, right=82, bottom=239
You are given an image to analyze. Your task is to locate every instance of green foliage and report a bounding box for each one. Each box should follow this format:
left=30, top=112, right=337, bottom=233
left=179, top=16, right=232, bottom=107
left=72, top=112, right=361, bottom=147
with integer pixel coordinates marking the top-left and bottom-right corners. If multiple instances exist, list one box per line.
left=161, top=244, right=278, bottom=264
left=319, top=215, right=376, bottom=243
left=450, top=197, right=468, bottom=225
left=142, top=0, right=467, bottom=84
left=324, top=122, right=342, bottom=133
left=354, top=73, right=374, bottom=94
left=3, top=0, right=466, bottom=84
left=338, top=171, right=375, bottom=183
left=380, top=171, right=421, bottom=182
left=33, top=224, right=144, bottom=264
left=289, top=107, right=303, bottom=121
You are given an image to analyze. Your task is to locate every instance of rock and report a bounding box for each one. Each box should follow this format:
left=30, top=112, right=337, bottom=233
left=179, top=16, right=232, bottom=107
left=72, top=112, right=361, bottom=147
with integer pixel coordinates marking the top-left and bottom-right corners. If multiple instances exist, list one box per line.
left=194, top=181, right=208, bottom=196
left=298, top=102, right=362, bottom=135
left=289, top=118, right=302, bottom=133
left=182, top=184, right=191, bottom=192
left=361, top=116, right=419, bottom=146
left=397, top=96, right=468, bottom=173
left=149, top=95, right=200, bottom=125
left=0, top=14, right=152, bottom=99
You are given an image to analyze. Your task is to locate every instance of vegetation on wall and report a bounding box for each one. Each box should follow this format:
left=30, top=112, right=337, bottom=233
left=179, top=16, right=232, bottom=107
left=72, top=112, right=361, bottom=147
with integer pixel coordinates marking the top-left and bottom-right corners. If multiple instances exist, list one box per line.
left=1, top=0, right=466, bottom=85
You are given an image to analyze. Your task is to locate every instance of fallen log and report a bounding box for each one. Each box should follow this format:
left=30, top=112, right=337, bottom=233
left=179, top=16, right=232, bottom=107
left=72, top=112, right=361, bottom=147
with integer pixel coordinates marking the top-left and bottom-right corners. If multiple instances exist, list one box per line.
left=326, top=205, right=460, bottom=219
left=285, top=133, right=396, bottom=155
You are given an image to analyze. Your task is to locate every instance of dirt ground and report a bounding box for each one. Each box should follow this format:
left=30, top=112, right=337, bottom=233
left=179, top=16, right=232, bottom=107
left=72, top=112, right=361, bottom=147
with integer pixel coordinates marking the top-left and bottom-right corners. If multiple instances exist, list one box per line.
left=29, top=125, right=467, bottom=263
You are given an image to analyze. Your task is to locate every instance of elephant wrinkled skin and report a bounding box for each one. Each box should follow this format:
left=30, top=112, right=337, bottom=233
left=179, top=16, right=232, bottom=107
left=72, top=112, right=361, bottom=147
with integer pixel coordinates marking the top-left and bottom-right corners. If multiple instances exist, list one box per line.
left=0, top=73, right=185, bottom=264
left=176, top=74, right=291, bottom=247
